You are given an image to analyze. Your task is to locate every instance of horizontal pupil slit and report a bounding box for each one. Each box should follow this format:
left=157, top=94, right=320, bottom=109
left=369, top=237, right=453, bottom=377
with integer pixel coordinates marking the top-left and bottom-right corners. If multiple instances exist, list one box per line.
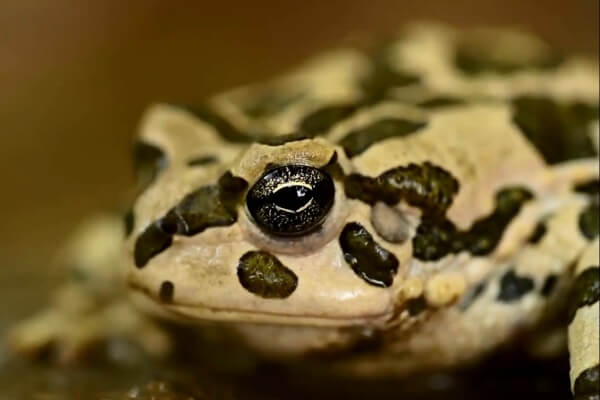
left=272, top=185, right=313, bottom=212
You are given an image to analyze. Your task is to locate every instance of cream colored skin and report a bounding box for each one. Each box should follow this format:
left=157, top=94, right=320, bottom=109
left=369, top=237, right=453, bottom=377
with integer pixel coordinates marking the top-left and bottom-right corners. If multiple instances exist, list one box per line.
left=7, top=24, right=599, bottom=391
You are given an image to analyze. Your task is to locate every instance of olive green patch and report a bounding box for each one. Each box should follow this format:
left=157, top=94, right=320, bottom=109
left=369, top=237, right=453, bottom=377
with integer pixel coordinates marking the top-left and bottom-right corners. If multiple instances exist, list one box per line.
left=568, top=266, right=600, bottom=324
left=237, top=251, right=298, bottom=298
left=338, top=118, right=427, bottom=157
left=459, top=281, right=487, bottom=310
left=406, top=295, right=427, bottom=316
left=579, top=198, right=599, bottom=239
left=242, top=91, right=304, bottom=119
left=527, top=219, right=548, bottom=244
left=134, top=172, right=248, bottom=268
left=177, top=104, right=255, bottom=143
left=573, top=364, right=600, bottom=398
left=417, top=97, right=466, bottom=109
left=134, top=222, right=173, bottom=268
left=186, top=155, right=218, bottom=166
left=360, top=47, right=421, bottom=103
left=339, top=222, right=399, bottom=288
left=161, top=172, right=248, bottom=236
left=497, top=269, right=535, bottom=302
left=541, top=274, right=558, bottom=297
left=345, top=162, right=459, bottom=217
left=299, top=104, right=359, bottom=136
left=574, top=179, right=600, bottom=196
left=454, top=43, right=563, bottom=76
left=413, top=187, right=533, bottom=261
left=124, top=208, right=135, bottom=237
left=133, top=141, right=167, bottom=192
left=159, top=281, right=175, bottom=303
left=512, top=97, right=598, bottom=164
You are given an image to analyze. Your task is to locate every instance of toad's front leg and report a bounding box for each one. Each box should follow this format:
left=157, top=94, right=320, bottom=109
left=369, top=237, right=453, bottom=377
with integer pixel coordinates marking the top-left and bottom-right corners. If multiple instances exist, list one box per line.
left=5, top=215, right=171, bottom=364
left=568, top=237, right=599, bottom=400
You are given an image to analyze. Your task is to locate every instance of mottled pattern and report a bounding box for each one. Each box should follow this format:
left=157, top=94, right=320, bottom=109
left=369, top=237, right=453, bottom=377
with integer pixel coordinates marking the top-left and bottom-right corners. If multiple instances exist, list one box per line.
left=134, top=222, right=173, bottom=268
left=339, top=222, right=399, bottom=288
left=459, top=281, right=487, bottom=310
left=512, top=97, right=598, bottom=164
left=541, top=275, right=558, bottom=297
left=237, top=251, right=298, bottom=298
left=179, top=104, right=254, bottom=143
left=497, top=269, right=535, bottom=302
left=299, top=104, right=359, bottom=136
left=360, top=46, right=421, bottom=103
left=579, top=199, right=600, bottom=239
left=413, top=187, right=533, bottom=261
left=345, top=162, right=459, bottom=216
left=134, top=172, right=248, bottom=267
left=133, top=141, right=167, bottom=191
left=527, top=220, right=548, bottom=244
left=568, top=266, right=600, bottom=323
left=573, top=364, right=600, bottom=400
left=338, top=118, right=426, bottom=158
left=454, top=44, right=563, bottom=76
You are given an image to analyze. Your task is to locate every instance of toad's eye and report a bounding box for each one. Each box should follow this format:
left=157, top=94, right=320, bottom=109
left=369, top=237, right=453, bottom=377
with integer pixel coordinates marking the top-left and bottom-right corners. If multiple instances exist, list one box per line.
left=246, top=165, right=335, bottom=236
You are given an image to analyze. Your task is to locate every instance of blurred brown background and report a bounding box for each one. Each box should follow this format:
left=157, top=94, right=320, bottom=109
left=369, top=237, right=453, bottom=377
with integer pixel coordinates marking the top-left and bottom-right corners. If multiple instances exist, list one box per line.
left=1, top=0, right=598, bottom=269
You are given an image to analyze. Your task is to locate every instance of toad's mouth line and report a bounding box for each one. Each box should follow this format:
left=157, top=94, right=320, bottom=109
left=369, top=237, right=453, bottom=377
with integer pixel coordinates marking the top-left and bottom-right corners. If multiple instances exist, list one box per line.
left=129, top=284, right=393, bottom=328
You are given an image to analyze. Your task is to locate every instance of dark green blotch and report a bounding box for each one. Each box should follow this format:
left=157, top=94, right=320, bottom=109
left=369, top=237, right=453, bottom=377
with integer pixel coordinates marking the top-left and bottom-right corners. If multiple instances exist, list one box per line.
left=161, top=172, right=248, bottom=236
left=134, top=172, right=248, bottom=267
left=339, top=222, right=399, bottom=288
left=497, top=269, right=535, bottom=302
left=243, top=91, right=304, bottom=118
left=124, top=209, right=135, bottom=237
left=512, top=97, right=598, bottom=164
left=575, top=179, right=600, bottom=196
left=133, top=141, right=167, bottom=191
left=541, top=275, right=558, bottom=297
left=417, top=97, right=466, bottom=109
left=159, top=281, right=174, bottom=303
left=568, top=266, right=600, bottom=323
left=527, top=220, right=548, bottom=244
left=321, top=152, right=345, bottom=182
left=360, top=48, right=421, bottom=103
left=299, top=104, right=359, bottom=136
left=579, top=198, right=599, bottom=239
left=178, top=104, right=254, bottom=143
left=338, top=118, right=427, bottom=158
left=459, top=281, right=487, bottom=310
left=406, top=295, right=427, bottom=316
left=134, top=222, right=173, bottom=268
left=187, top=155, right=218, bottom=166
left=237, top=251, right=298, bottom=298
left=413, top=187, right=533, bottom=261
left=345, top=162, right=459, bottom=217
left=454, top=44, right=563, bottom=76
left=574, top=364, right=600, bottom=398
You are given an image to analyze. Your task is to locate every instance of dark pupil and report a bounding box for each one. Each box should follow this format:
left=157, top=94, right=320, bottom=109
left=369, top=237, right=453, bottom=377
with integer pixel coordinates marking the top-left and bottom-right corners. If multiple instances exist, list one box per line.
left=272, top=185, right=312, bottom=212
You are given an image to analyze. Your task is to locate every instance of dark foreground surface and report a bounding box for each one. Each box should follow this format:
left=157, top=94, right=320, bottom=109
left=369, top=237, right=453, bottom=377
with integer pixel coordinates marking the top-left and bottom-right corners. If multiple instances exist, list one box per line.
left=0, top=340, right=572, bottom=399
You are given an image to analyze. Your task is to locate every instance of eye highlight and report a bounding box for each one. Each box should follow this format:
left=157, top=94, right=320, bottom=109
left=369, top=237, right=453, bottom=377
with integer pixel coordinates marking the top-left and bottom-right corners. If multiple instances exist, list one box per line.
left=246, top=165, right=335, bottom=236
